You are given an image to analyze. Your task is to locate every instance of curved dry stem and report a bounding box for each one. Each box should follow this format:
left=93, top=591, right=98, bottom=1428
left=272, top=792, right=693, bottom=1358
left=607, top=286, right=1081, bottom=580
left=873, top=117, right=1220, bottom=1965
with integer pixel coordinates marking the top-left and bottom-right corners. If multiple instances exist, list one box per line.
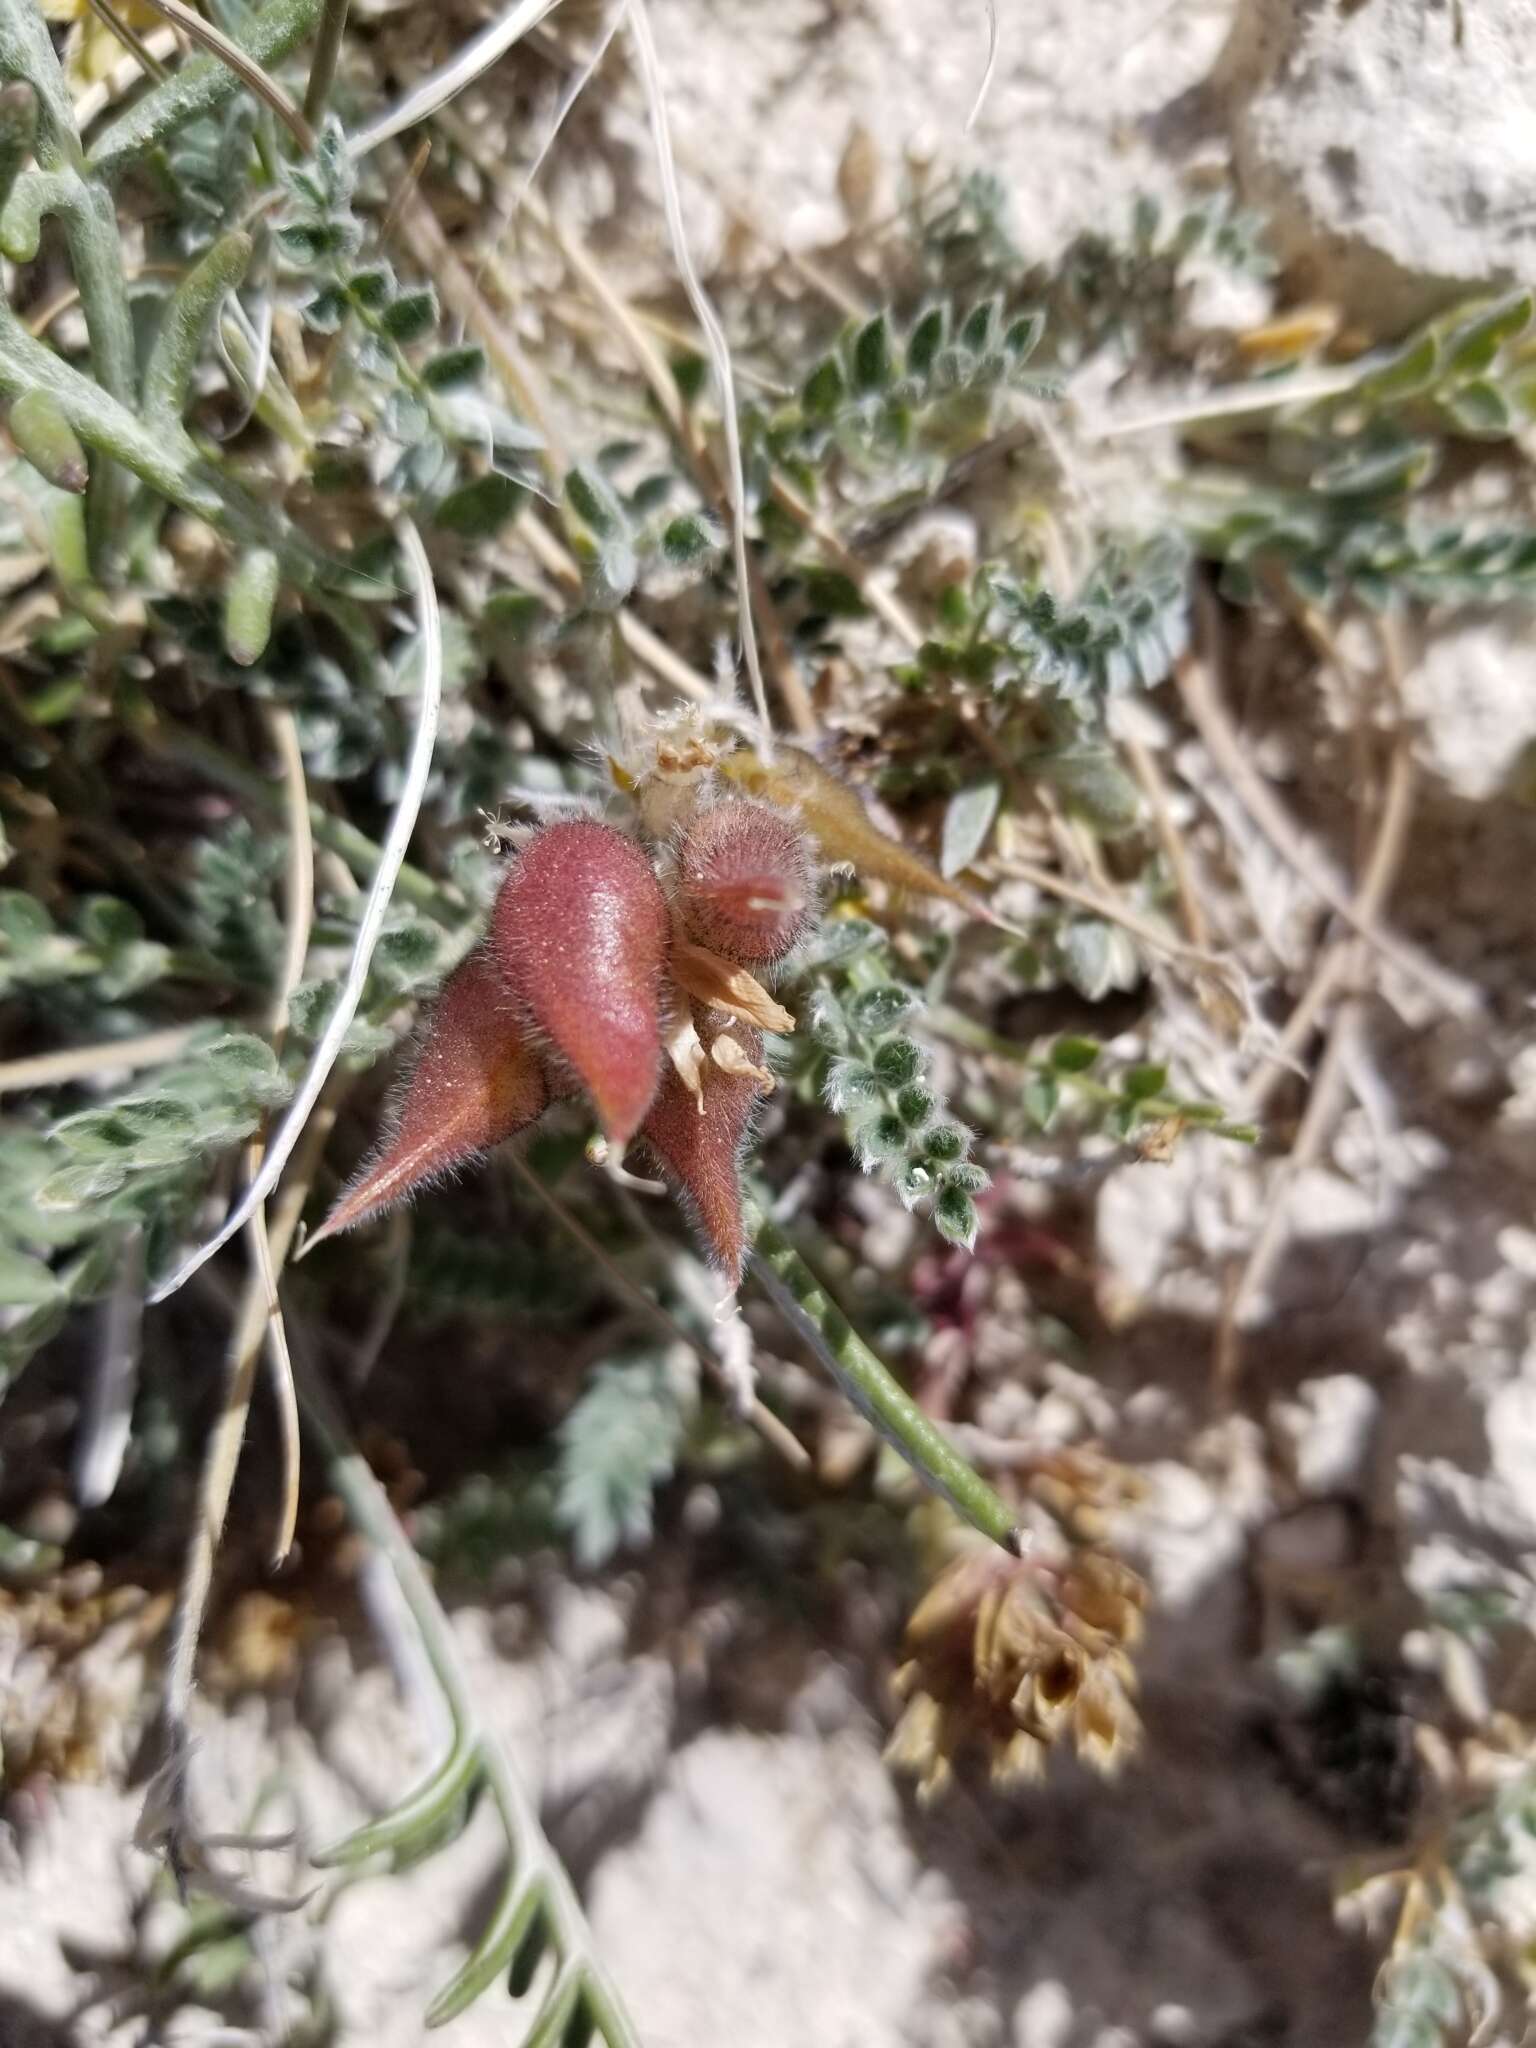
left=476, top=0, right=623, bottom=274
left=83, top=0, right=167, bottom=83
left=964, top=0, right=999, bottom=132
left=624, top=0, right=770, bottom=747
left=148, top=519, right=443, bottom=1303
left=346, top=0, right=561, bottom=160
left=252, top=702, right=315, bottom=1564
left=130, top=0, right=315, bottom=151
left=87, top=0, right=321, bottom=181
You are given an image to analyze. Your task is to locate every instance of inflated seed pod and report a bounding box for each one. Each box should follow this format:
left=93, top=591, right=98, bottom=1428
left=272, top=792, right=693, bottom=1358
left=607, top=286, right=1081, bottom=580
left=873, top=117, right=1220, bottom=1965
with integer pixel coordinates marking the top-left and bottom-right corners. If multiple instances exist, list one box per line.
left=675, top=799, right=816, bottom=967
left=307, top=946, right=547, bottom=1248
left=639, top=1004, right=768, bottom=1282
left=491, top=818, right=670, bottom=1147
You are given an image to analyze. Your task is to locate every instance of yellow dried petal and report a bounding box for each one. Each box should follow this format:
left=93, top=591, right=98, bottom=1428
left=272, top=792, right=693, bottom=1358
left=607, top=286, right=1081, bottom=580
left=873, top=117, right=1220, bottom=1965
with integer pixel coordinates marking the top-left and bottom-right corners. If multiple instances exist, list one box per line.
left=883, top=1693, right=946, bottom=1790
left=671, top=936, right=796, bottom=1034
left=995, top=1728, right=1047, bottom=1787
left=1073, top=1664, right=1141, bottom=1775
left=710, top=1030, right=774, bottom=1089
left=664, top=1011, right=707, bottom=1111
left=1234, top=304, right=1340, bottom=362
left=1059, top=1554, right=1148, bottom=1647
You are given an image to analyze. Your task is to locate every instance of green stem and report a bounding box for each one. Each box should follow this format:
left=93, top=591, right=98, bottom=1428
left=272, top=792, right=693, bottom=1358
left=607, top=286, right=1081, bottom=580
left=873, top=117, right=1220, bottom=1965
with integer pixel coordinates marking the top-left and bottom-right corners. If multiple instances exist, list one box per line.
left=0, top=8, right=136, bottom=566
left=744, top=1197, right=1022, bottom=1553
left=0, top=294, right=333, bottom=584
left=0, top=0, right=81, bottom=170
left=87, top=0, right=322, bottom=183
left=144, top=230, right=253, bottom=428
left=302, top=0, right=348, bottom=124
left=0, top=78, right=31, bottom=196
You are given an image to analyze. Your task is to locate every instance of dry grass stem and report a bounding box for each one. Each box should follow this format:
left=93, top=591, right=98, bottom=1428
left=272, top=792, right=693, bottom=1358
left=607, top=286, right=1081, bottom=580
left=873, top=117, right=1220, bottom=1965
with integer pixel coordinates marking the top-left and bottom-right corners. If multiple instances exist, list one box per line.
left=148, top=519, right=443, bottom=1304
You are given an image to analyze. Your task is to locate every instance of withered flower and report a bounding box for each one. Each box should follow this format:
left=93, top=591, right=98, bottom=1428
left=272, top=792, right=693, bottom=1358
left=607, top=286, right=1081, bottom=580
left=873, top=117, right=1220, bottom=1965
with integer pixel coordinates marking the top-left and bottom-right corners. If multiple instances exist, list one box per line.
left=886, top=1535, right=1145, bottom=1802
left=1025, top=1447, right=1148, bottom=1545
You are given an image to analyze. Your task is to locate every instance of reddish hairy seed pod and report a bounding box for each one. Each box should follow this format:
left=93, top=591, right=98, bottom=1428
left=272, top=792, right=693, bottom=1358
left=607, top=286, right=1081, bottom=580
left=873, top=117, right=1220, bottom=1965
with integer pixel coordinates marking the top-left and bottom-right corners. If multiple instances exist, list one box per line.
left=676, top=800, right=815, bottom=967
left=307, top=948, right=547, bottom=1249
left=491, top=818, right=670, bottom=1147
left=640, top=1006, right=768, bottom=1283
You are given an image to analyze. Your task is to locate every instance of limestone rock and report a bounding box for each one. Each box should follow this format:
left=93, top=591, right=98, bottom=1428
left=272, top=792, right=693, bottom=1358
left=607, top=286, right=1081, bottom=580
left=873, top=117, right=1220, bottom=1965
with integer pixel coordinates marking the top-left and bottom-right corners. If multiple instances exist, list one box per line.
left=1400, top=611, right=1536, bottom=803
left=1213, top=0, right=1536, bottom=327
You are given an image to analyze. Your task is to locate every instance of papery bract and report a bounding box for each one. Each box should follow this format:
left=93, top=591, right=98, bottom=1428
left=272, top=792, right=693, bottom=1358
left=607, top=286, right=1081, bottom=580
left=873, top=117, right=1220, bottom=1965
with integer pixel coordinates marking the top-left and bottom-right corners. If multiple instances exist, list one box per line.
left=722, top=744, right=1006, bottom=928
left=307, top=946, right=547, bottom=1249
left=640, top=1004, right=768, bottom=1282
left=492, top=819, right=670, bottom=1147
left=676, top=799, right=815, bottom=966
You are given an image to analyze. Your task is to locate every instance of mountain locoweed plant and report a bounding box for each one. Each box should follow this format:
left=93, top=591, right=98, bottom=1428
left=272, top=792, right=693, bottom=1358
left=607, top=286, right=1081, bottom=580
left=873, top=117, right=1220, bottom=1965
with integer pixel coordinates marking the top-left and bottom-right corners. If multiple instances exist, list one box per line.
left=5, top=2, right=1533, bottom=2042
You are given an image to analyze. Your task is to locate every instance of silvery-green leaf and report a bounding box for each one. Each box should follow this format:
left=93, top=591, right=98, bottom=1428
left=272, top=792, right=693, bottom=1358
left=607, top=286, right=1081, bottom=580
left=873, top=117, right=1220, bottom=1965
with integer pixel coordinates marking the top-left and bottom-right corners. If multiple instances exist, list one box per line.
left=940, top=777, right=1002, bottom=878
left=0, top=1244, right=62, bottom=1308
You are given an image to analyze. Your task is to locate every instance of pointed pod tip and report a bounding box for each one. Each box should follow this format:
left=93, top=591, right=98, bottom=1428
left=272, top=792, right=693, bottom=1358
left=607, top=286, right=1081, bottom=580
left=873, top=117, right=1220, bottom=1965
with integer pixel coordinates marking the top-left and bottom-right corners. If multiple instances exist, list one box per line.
left=641, top=1005, right=765, bottom=1282
left=290, top=1209, right=346, bottom=1261
left=310, top=947, right=549, bottom=1245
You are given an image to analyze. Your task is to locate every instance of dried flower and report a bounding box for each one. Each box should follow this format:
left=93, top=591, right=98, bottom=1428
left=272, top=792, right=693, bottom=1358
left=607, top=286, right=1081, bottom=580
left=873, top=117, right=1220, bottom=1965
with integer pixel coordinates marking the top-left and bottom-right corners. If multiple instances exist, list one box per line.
left=1025, top=1447, right=1148, bottom=1545
left=640, top=1003, right=771, bottom=1282
left=886, top=1535, right=1144, bottom=1801
left=721, top=742, right=1002, bottom=928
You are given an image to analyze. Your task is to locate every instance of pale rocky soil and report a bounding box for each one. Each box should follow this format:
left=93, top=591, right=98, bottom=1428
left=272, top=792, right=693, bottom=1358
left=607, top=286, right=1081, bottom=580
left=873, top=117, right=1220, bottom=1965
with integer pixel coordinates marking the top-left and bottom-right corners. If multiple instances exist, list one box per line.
left=8, top=2, right=1536, bottom=2044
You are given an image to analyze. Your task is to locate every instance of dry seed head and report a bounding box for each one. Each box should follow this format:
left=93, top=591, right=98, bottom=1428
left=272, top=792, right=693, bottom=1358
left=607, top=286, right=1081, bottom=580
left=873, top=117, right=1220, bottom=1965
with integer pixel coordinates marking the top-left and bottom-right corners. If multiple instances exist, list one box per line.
left=1056, top=1551, right=1148, bottom=1649
left=885, top=1538, right=1145, bottom=1799
left=609, top=705, right=741, bottom=841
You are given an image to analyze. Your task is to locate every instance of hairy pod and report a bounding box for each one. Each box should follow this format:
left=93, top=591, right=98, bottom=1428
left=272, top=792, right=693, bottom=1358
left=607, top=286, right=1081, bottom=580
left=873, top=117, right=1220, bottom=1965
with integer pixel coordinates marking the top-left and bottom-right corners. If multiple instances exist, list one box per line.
left=640, top=1005, right=768, bottom=1282
left=307, top=947, right=546, bottom=1248
left=675, top=799, right=816, bottom=967
left=491, top=819, right=670, bottom=1147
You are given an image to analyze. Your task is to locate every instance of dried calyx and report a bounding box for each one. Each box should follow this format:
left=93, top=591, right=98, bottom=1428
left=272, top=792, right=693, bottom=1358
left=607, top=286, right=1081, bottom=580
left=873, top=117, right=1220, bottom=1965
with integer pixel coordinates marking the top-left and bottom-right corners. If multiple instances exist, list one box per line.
left=885, top=1531, right=1146, bottom=1801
